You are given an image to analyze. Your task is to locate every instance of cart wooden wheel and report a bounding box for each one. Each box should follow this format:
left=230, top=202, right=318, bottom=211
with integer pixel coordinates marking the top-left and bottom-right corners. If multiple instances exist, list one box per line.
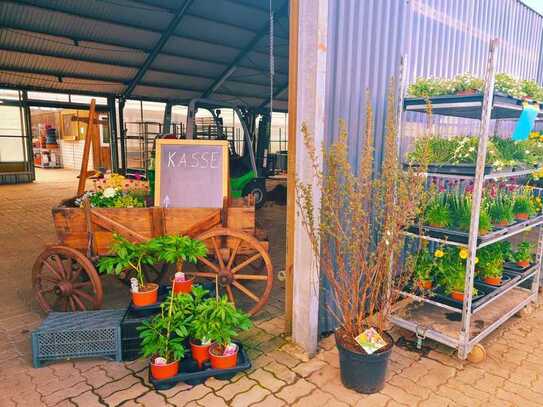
left=467, top=344, right=486, bottom=364
left=32, top=245, right=103, bottom=312
left=189, top=227, right=273, bottom=316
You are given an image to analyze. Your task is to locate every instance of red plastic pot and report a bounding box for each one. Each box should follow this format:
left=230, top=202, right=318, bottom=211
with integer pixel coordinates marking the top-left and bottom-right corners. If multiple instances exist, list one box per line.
left=450, top=291, right=464, bottom=302
left=483, top=276, right=502, bottom=286
left=429, top=223, right=446, bottom=228
left=516, top=260, right=530, bottom=268
left=132, top=283, right=159, bottom=307
left=173, top=278, right=194, bottom=295
left=150, top=358, right=179, bottom=380
left=515, top=213, right=529, bottom=221
left=417, top=279, right=432, bottom=290
left=190, top=339, right=211, bottom=369
left=209, top=343, right=238, bottom=369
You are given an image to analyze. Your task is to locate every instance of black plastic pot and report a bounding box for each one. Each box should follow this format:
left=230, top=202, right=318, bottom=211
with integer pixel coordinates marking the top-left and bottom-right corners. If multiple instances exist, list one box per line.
left=335, top=330, right=393, bottom=394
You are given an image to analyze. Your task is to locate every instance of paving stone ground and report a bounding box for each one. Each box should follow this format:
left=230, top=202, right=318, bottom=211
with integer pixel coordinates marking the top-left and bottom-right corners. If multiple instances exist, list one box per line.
left=3, top=169, right=543, bottom=406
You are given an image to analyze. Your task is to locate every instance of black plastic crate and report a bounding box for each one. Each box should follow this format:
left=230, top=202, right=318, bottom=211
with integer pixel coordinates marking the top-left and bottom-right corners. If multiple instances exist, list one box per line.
left=121, top=305, right=160, bottom=362
left=149, top=342, right=251, bottom=390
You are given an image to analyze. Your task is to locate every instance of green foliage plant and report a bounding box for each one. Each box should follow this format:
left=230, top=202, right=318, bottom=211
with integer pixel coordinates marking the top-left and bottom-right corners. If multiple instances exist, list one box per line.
left=191, top=295, right=252, bottom=350
left=477, top=243, right=505, bottom=280
left=97, top=234, right=157, bottom=288
left=407, top=136, right=458, bottom=164
left=413, top=248, right=434, bottom=282
left=513, top=188, right=536, bottom=217
left=151, top=235, right=207, bottom=273
left=514, top=241, right=535, bottom=263
left=448, top=193, right=491, bottom=235
left=487, top=191, right=514, bottom=226
left=424, top=193, right=450, bottom=227
left=137, top=291, right=194, bottom=362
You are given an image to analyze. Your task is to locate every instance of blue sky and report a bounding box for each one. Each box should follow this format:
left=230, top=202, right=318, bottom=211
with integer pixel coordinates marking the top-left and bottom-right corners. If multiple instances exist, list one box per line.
left=522, top=0, right=543, bottom=15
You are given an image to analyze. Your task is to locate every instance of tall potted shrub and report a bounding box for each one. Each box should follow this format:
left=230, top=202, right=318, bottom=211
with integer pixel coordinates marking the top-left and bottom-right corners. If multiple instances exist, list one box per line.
left=296, top=93, right=429, bottom=394
left=98, top=234, right=159, bottom=307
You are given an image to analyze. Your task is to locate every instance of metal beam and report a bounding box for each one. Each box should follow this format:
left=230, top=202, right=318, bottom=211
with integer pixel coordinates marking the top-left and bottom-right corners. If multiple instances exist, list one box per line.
left=122, top=0, right=194, bottom=99
left=201, top=0, right=289, bottom=99
left=258, top=83, right=289, bottom=110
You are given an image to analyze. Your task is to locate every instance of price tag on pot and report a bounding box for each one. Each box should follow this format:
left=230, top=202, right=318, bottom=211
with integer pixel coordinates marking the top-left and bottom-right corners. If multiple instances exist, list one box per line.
left=355, top=328, right=387, bottom=355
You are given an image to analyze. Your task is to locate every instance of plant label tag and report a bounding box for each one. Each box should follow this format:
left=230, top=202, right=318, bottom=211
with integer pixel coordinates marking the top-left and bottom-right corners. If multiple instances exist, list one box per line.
left=130, top=278, right=139, bottom=293
left=223, top=343, right=238, bottom=356
left=355, top=328, right=387, bottom=355
left=174, top=272, right=186, bottom=282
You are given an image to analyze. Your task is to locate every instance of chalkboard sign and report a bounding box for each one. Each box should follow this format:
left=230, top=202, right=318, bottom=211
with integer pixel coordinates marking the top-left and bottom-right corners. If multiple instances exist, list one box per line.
left=154, top=139, right=229, bottom=208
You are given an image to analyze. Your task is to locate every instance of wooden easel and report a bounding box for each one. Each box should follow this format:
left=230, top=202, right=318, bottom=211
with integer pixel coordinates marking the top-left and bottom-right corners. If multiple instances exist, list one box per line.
left=77, top=99, right=100, bottom=195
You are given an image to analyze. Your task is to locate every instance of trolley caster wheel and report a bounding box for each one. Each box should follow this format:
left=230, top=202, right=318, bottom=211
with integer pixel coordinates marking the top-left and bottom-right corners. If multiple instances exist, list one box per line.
left=517, top=305, right=533, bottom=318
left=467, top=344, right=486, bottom=364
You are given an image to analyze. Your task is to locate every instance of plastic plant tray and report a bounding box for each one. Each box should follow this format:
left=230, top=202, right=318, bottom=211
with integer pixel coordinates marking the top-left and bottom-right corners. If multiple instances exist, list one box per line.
left=149, top=342, right=251, bottom=390
left=428, top=286, right=490, bottom=311
left=403, top=163, right=492, bottom=176
left=504, top=262, right=535, bottom=275
left=128, top=285, right=171, bottom=317
left=474, top=273, right=513, bottom=289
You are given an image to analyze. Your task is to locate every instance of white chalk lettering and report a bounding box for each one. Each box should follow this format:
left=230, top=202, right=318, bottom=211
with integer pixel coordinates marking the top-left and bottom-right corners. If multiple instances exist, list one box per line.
left=200, top=152, right=209, bottom=168
left=178, top=153, right=187, bottom=168
left=190, top=152, right=199, bottom=168
left=167, top=151, right=176, bottom=167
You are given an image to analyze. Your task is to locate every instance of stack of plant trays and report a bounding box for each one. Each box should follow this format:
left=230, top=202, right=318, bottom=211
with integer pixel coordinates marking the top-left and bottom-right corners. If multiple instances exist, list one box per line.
left=390, top=42, right=543, bottom=361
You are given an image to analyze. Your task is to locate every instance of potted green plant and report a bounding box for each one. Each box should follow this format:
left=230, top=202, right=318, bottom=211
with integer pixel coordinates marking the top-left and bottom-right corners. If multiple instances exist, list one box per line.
left=138, top=291, right=194, bottom=380
left=453, top=73, right=484, bottom=96
left=424, top=194, right=450, bottom=228
left=152, top=235, right=207, bottom=294
left=477, top=244, right=505, bottom=286
left=97, top=234, right=159, bottom=307
left=296, top=96, right=430, bottom=393
left=187, top=285, right=213, bottom=368
left=192, top=295, right=252, bottom=369
left=513, top=189, right=536, bottom=221
left=435, top=247, right=478, bottom=301
left=413, top=248, right=434, bottom=289
left=487, top=191, right=514, bottom=227
left=449, top=193, right=492, bottom=235
left=514, top=241, right=535, bottom=268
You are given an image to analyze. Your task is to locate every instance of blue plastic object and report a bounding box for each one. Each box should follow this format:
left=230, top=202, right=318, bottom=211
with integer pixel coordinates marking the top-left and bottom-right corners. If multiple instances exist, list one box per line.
left=31, top=310, right=124, bottom=368
left=512, top=103, right=539, bottom=141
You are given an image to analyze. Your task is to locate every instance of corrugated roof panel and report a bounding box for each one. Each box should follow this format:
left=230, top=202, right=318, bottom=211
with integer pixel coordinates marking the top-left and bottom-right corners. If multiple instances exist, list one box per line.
left=142, top=70, right=212, bottom=91
left=0, top=29, right=147, bottom=67
left=0, top=50, right=136, bottom=82
left=150, top=54, right=227, bottom=78
left=0, top=70, right=124, bottom=94
left=131, top=84, right=201, bottom=100
left=189, top=0, right=270, bottom=32
left=0, top=2, right=159, bottom=50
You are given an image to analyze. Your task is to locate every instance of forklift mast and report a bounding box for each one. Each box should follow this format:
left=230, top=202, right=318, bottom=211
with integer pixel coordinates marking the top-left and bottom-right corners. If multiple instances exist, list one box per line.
left=256, top=113, right=271, bottom=177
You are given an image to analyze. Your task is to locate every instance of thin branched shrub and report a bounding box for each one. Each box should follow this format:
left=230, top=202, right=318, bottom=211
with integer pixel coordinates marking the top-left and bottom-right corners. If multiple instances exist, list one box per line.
left=296, top=86, right=429, bottom=349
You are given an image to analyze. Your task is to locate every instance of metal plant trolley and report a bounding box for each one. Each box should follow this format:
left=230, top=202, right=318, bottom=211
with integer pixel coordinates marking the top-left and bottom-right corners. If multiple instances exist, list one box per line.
left=390, top=40, right=543, bottom=360
left=32, top=195, right=273, bottom=317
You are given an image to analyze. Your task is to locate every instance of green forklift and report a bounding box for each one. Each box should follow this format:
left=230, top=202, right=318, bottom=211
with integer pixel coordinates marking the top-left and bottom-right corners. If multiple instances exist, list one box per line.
left=185, top=98, right=270, bottom=208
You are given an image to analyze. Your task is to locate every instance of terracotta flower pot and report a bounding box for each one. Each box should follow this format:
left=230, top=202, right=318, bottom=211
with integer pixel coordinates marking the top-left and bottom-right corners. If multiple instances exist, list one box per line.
left=483, top=276, right=502, bottom=286
left=495, top=219, right=509, bottom=227
left=456, top=89, right=477, bottom=96
left=150, top=358, right=179, bottom=380
left=209, top=343, right=238, bottom=370
left=516, top=260, right=530, bottom=268
left=190, top=339, right=211, bottom=369
left=132, top=283, right=159, bottom=307
left=173, top=278, right=194, bottom=295
left=429, top=223, right=446, bottom=228
left=417, top=279, right=432, bottom=290
left=450, top=291, right=464, bottom=302
left=515, top=213, right=529, bottom=221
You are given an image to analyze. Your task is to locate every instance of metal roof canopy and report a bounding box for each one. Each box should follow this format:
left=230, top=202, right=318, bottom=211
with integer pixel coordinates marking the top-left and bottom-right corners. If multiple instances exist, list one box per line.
left=0, top=0, right=289, bottom=111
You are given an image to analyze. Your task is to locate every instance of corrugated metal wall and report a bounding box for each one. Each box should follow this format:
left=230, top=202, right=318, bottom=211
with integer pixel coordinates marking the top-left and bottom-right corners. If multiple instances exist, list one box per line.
left=320, top=0, right=543, bottom=333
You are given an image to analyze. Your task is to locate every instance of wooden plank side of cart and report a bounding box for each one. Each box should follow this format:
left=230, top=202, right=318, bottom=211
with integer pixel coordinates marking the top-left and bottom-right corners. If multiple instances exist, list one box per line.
left=52, top=198, right=265, bottom=256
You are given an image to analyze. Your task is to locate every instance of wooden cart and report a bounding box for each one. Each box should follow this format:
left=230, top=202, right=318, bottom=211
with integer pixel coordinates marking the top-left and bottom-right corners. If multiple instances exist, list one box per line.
left=32, top=196, right=273, bottom=316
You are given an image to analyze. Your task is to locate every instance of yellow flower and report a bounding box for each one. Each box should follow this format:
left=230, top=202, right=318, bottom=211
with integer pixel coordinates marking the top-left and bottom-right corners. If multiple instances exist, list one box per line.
left=475, top=257, right=479, bottom=264
left=459, top=248, right=469, bottom=259
left=434, top=249, right=444, bottom=258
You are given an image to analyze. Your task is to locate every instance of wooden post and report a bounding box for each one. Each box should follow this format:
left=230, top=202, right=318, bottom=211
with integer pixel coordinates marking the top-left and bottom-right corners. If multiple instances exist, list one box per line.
left=285, top=0, right=299, bottom=334
left=77, top=99, right=98, bottom=195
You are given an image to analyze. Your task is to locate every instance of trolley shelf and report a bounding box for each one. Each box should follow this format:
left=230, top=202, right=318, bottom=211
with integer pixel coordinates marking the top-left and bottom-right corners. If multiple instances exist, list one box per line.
left=404, top=93, right=543, bottom=120
left=405, top=166, right=543, bottom=180
left=398, top=264, right=539, bottom=315
left=405, top=214, right=543, bottom=248
left=390, top=287, right=535, bottom=350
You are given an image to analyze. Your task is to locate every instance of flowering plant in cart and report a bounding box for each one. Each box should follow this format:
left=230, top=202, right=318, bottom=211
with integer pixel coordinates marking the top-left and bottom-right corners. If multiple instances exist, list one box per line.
left=412, top=248, right=435, bottom=290
left=435, top=247, right=478, bottom=301
left=513, top=188, right=537, bottom=220
left=97, top=234, right=159, bottom=307
left=477, top=243, right=507, bottom=286
left=191, top=295, right=252, bottom=369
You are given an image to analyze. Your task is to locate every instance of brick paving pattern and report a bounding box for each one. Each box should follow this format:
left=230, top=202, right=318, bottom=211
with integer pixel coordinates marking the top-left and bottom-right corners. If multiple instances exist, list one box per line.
left=2, top=169, right=543, bottom=406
